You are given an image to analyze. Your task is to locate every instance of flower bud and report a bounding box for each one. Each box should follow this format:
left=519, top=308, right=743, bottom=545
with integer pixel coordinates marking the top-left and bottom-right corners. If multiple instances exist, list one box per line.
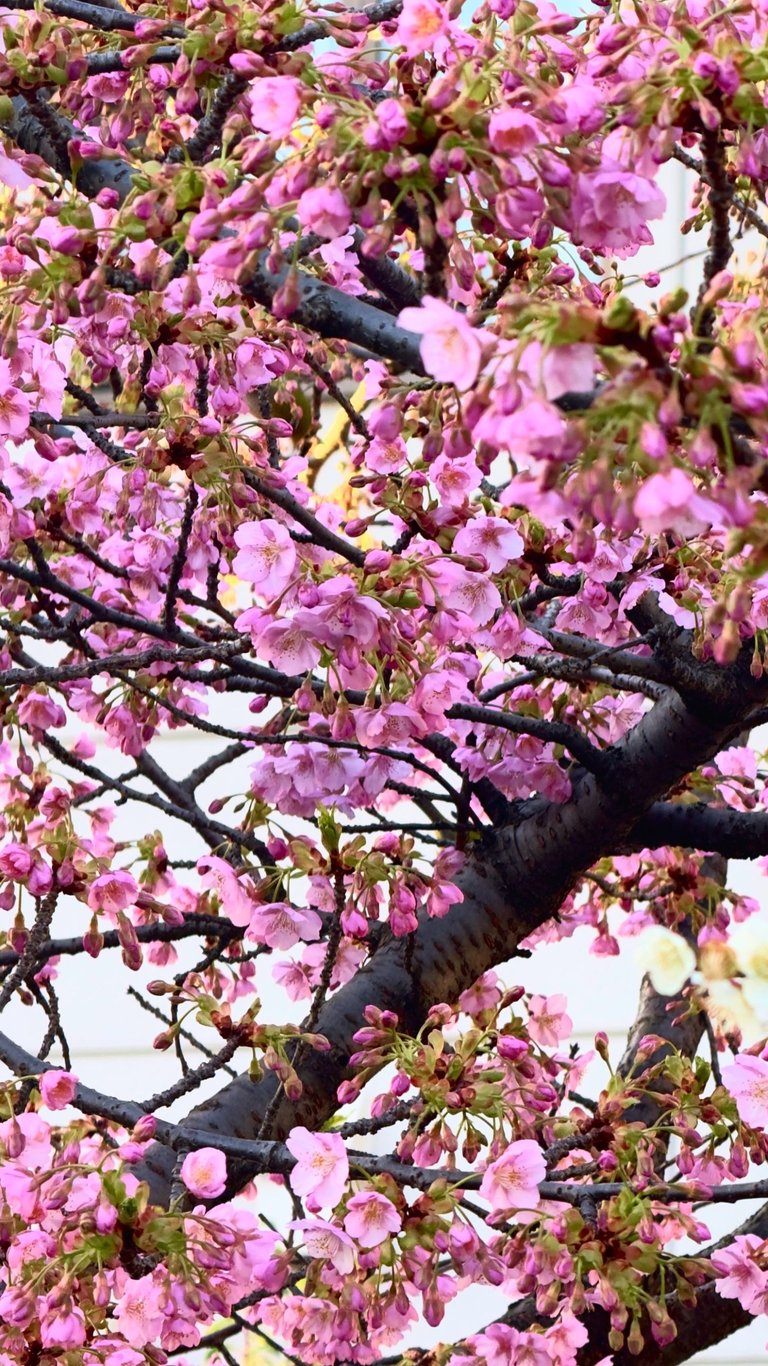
left=132, top=1114, right=157, bottom=1142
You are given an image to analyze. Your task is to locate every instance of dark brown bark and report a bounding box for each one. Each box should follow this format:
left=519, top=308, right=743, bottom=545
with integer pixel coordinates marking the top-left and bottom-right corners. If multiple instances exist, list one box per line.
left=631, top=800, right=768, bottom=859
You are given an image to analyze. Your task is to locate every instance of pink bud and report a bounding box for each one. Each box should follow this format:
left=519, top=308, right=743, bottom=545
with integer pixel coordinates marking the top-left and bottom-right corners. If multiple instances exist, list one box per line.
left=364, top=549, right=392, bottom=572
left=5, top=1116, right=24, bottom=1158
left=132, top=1114, right=157, bottom=1142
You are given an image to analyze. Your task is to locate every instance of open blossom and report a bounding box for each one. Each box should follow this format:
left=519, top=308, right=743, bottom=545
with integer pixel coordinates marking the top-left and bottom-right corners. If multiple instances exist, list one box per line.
left=364, top=98, right=409, bottom=151
left=40, top=1299, right=86, bottom=1349
left=198, top=854, right=254, bottom=928
left=292, top=1218, right=356, bottom=1273
left=453, top=517, right=524, bottom=571
left=0, top=360, right=30, bottom=438
left=398, top=296, right=482, bottom=389
left=394, top=0, right=450, bottom=55
left=572, top=164, right=666, bottom=257
left=17, top=691, right=66, bottom=730
left=286, top=1128, right=349, bottom=1211
left=247, top=77, right=302, bottom=137
left=344, top=1191, right=402, bottom=1247
left=488, top=108, right=540, bottom=158
left=180, top=1146, right=227, bottom=1198
left=233, top=519, right=297, bottom=599
left=0, top=844, right=52, bottom=895
left=252, top=616, right=322, bottom=673
left=39, top=1069, right=78, bottom=1110
left=0, top=843, right=32, bottom=881
left=634, top=925, right=695, bottom=996
left=296, top=186, right=351, bottom=240
left=87, top=869, right=138, bottom=915
left=721, top=1054, right=768, bottom=1129
left=479, top=1139, right=546, bottom=1214
left=634, top=469, right=718, bottom=537
left=712, top=1235, right=768, bottom=1311
left=434, top=565, right=502, bottom=625
left=0, top=148, right=33, bottom=190
left=355, top=701, right=424, bottom=749
left=246, top=901, right=322, bottom=949
left=113, top=1274, right=165, bottom=1347
left=527, top=994, right=573, bottom=1047
left=713, top=745, right=757, bottom=810
left=496, top=186, right=546, bottom=239
left=431, top=453, right=482, bottom=506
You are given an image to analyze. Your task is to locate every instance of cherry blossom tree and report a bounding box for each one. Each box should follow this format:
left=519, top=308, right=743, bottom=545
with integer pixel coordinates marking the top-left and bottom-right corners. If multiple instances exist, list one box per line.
left=7, top=0, right=768, bottom=1363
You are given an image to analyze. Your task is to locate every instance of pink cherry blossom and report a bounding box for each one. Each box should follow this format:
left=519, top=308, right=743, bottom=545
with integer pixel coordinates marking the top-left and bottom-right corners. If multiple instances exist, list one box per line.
left=252, top=616, right=322, bottom=672
left=40, top=1299, right=86, bottom=1348
left=2, top=444, right=60, bottom=505
left=479, top=1139, right=546, bottom=1214
left=393, top=0, right=450, bottom=56
left=365, top=98, right=410, bottom=151
left=233, top=519, right=297, bottom=599
left=296, top=187, right=351, bottom=240
left=180, top=1146, right=227, bottom=1198
left=398, top=296, right=482, bottom=390
left=0, top=360, right=30, bottom=438
left=634, top=469, right=719, bottom=536
left=248, top=77, right=302, bottom=137
left=292, top=1218, right=356, bottom=1273
left=197, top=855, right=255, bottom=928
left=527, top=994, right=573, bottom=1047
left=0, top=1284, right=35, bottom=1329
left=459, top=971, right=502, bottom=1016
left=246, top=901, right=322, bottom=949
left=87, top=869, right=138, bottom=915
left=432, top=565, right=502, bottom=625
left=17, top=691, right=67, bottom=730
left=39, top=1069, right=78, bottom=1110
left=286, top=1127, right=349, bottom=1211
left=496, top=187, right=546, bottom=239
left=453, top=517, right=524, bottom=570
left=0, top=148, right=34, bottom=190
left=0, top=843, right=32, bottom=880
left=343, top=1191, right=402, bottom=1247
left=294, top=577, right=389, bottom=650
left=355, top=701, right=425, bottom=748
left=488, top=108, right=540, bottom=158
left=712, top=1235, right=768, bottom=1311
left=412, top=667, right=471, bottom=724
left=431, top=453, right=482, bottom=506
left=721, top=1054, right=768, bottom=1129
left=572, top=164, right=666, bottom=257
left=113, top=1274, right=165, bottom=1347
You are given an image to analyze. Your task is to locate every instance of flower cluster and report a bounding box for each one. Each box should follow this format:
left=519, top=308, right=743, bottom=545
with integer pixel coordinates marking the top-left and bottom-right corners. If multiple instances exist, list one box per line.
left=3, top=0, right=768, bottom=1361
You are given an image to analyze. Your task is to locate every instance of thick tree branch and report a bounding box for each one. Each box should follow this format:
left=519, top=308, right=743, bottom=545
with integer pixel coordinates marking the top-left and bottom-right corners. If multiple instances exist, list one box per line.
left=629, top=800, right=768, bottom=858
left=0, top=916, right=236, bottom=969
left=136, top=678, right=763, bottom=1203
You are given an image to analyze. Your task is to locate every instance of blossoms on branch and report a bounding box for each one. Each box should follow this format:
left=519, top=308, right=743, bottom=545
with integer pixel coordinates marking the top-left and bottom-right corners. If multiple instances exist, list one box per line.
left=5, top=0, right=768, bottom=1362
